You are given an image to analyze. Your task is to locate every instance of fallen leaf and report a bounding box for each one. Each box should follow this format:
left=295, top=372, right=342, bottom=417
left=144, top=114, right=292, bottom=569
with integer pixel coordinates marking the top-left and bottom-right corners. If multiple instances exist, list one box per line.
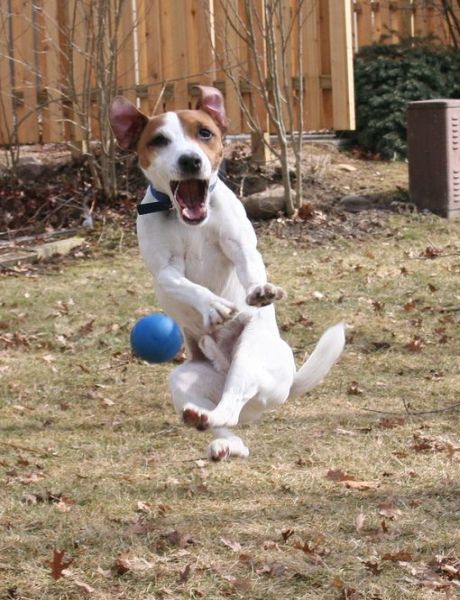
left=47, top=549, right=74, bottom=580
left=382, top=549, right=413, bottom=562
left=42, top=353, right=56, bottom=363
left=405, top=337, right=424, bottom=352
left=281, top=528, right=295, bottom=543
left=55, top=496, right=75, bottom=513
left=421, top=246, right=442, bottom=259
left=77, top=319, right=95, bottom=335
left=73, top=579, right=95, bottom=595
left=293, top=535, right=329, bottom=564
left=163, top=529, right=195, bottom=548
left=263, top=540, right=279, bottom=550
left=341, top=480, right=380, bottom=491
left=326, top=469, right=355, bottom=482
left=96, top=566, right=112, bottom=578
left=19, top=471, right=46, bottom=484
left=112, top=553, right=154, bottom=575
left=256, top=562, right=287, bottom=577
left=356, top=512, right=366, bottom=532
left=126, top=519, right=153, bottom=536
left=347, top=381, right=364, bottom=395
left=378, top=500, right=402, bottom=520
left=136, top=500, right=152, bottom=514
left=220, top=537, right=242, bottom=552
left=411, top=432, right=459, bottom=455
left=298, top=203, right=315, bottom=220
left=177, top=564, right=191, bottom=584
left=336, top=163, right=357, bottom=172
left=335, top=428, right=358, bottom=437
left=331, top=576, right=360, bottom=599
left=371, top=299, right=384, bottom=313
left=362, top=559, right=382, bottom=575
left=403, top=300, right=417, bottom=312
left=226, top=577, right=252, bottom=594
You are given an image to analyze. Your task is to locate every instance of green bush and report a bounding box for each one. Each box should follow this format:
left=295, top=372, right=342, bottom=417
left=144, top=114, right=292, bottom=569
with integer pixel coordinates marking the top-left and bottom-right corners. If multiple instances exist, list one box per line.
left=349, top=43, right=460, bottom=159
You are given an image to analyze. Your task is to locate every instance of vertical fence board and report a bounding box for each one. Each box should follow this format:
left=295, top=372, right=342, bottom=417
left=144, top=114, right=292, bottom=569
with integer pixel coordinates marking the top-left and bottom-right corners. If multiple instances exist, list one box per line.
left=117, top=0, right=136, bottom=103
left=329, top=0, right=355, bottom=130
left=38, top=0, right=65, bottom=143
left=303, top=0, right=322, bottom=130
left=136, top=0, right=163, bottom=114
left=374, top=0, right=392, bottom=42
left=212, top=0, right=243, bottom=134
left=355, top=0, right=373, bottom=48
left=10, top=0, right=39, bottom=143
left=396, top=0, right=413, bottom=40
left=319, top=0, right=333, bottom=129
left=0, top=2, right=14, bottom=145
left=159, top=0, right=186, bottom=111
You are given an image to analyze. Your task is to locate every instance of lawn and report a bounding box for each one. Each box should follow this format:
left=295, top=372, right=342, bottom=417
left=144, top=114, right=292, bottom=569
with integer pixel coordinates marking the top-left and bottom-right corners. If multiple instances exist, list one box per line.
left=1, top=211, right=459, bottom=599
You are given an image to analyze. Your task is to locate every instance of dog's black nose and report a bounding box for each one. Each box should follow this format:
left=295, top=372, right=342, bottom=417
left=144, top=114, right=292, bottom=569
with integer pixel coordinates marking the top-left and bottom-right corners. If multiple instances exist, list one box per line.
left=178, top=153, right=202, bottom=175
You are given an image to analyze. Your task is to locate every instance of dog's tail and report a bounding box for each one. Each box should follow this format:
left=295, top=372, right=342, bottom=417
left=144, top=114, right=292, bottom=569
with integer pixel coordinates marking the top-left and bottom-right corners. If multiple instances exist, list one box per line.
left=288, top=322, right=346, bottom=399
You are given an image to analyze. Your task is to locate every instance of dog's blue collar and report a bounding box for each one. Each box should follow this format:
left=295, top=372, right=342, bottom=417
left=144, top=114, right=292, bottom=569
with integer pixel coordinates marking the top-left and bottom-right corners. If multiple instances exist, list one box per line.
left=137, top=177, right=219, bottom=216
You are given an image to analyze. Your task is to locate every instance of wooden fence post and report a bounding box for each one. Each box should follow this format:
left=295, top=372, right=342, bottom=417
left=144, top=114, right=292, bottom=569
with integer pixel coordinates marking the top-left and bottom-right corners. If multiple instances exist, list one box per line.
left=329, top=0, right=355, bottom=131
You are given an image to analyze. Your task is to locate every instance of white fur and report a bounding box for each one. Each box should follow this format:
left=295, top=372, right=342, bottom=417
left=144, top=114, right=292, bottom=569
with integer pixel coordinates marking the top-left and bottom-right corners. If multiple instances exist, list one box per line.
left=136, top=113, right=345, bottom=459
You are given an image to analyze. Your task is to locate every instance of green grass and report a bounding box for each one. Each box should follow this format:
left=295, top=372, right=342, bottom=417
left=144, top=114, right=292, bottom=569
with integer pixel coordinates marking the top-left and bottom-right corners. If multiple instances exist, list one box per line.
left=1, top=213, right=459, bottom=599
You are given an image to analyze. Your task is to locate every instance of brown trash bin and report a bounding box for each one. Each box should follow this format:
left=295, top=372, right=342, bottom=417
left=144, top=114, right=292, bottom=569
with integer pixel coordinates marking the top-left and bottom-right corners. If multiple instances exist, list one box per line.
left=407, top=99, right=460, bottom=218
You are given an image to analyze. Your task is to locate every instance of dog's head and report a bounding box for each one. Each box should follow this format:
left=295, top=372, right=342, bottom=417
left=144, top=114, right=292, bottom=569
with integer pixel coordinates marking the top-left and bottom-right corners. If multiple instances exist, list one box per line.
left=109, top=86, right=227, bottom=225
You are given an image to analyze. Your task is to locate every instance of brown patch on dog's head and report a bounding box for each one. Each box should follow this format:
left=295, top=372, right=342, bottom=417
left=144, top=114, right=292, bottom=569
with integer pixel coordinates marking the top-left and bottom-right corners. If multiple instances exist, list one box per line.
left=177, top=110, right=223, bottom=171
left=136, top=115, right=168, bottom=170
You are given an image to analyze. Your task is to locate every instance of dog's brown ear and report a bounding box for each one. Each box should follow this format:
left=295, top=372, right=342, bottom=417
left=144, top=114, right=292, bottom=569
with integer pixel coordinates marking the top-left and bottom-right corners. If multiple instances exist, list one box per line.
left=109, top=96, right=148, bottom=150
left=195, top=86, right=228, bottom=133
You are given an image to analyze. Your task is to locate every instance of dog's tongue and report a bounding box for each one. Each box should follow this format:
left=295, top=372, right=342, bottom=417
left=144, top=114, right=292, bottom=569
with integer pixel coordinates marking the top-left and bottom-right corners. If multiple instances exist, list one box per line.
left=176, top=180, right=206, bottom=221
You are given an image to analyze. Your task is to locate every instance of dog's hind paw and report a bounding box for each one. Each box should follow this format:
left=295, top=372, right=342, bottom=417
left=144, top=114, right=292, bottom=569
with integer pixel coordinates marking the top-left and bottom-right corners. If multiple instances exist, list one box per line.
left=182, top=403, right=210, bottom=431
left=208, top=437, right=250, bottom=461
left=246, top=283, right=286, bottom=307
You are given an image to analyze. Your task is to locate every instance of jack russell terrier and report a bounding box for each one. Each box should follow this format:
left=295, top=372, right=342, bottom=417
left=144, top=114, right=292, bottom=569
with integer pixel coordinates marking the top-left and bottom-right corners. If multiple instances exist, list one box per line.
left=109, top=86, right=345, bottom=460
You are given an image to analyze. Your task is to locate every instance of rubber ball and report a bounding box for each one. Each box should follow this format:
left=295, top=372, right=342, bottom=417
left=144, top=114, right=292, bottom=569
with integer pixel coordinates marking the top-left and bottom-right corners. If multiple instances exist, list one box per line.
left=130, top=313, right=183, bottom=363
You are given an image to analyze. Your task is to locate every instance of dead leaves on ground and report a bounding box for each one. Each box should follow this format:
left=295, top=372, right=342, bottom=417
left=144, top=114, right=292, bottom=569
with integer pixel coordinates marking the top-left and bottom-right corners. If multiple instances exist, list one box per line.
left=326, top=469, right=381, bottom=491
left=47, top=549, right=74, bottom=580
left=411, top=432, right=460, bottom=458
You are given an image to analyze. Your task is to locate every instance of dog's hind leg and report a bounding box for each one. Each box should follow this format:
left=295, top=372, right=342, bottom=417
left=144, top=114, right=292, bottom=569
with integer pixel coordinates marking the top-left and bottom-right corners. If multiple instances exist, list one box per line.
left=208, top=427, right=249, bottom=460
left=170, top=361, right=222, bottom=430
left=170, top=361, right=249, bottom=459
left=184, top=326, right=295, bottom=430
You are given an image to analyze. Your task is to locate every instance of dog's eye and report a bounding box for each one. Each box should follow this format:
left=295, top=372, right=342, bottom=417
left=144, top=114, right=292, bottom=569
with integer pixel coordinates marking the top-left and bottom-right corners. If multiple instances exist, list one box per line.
left=198, top=128, right=213, bottom=140
left=149, top=134, right=169, bottom=147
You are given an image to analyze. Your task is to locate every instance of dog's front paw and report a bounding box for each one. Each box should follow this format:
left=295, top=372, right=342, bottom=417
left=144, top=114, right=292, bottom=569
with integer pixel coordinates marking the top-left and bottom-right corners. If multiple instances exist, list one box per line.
left=204, top=298, right=238, bottom=330
left=246, top=283, right=286, bottom=307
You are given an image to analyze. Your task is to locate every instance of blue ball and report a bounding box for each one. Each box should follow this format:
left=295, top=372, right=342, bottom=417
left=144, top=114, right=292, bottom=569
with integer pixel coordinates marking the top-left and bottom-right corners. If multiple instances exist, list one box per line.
left=130, top=314, right=183, bottom=363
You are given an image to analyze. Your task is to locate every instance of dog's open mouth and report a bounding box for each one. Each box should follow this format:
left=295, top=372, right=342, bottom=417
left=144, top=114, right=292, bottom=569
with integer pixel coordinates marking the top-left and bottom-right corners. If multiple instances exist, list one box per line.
left=171, top=179, right=208, bottom=224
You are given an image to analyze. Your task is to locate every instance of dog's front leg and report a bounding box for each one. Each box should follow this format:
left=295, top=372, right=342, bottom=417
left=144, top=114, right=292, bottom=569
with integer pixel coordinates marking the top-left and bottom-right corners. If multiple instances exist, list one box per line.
left=157, top=266, right=238, bottom=330
left=221, top=234, right=286, bottom=307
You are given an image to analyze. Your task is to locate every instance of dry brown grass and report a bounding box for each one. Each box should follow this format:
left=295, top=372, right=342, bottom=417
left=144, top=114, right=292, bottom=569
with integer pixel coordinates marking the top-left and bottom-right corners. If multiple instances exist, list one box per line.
left=1, top=212, right=460, bottom=600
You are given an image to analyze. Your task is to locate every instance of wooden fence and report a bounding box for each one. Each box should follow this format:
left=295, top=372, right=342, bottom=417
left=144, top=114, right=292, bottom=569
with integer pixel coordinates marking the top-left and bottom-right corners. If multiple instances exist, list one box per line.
left=0, top=0, right=456, bottom=146
left=0, top=0, right=355, bottom=145
left=353, top=0, right=458, bottom=50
